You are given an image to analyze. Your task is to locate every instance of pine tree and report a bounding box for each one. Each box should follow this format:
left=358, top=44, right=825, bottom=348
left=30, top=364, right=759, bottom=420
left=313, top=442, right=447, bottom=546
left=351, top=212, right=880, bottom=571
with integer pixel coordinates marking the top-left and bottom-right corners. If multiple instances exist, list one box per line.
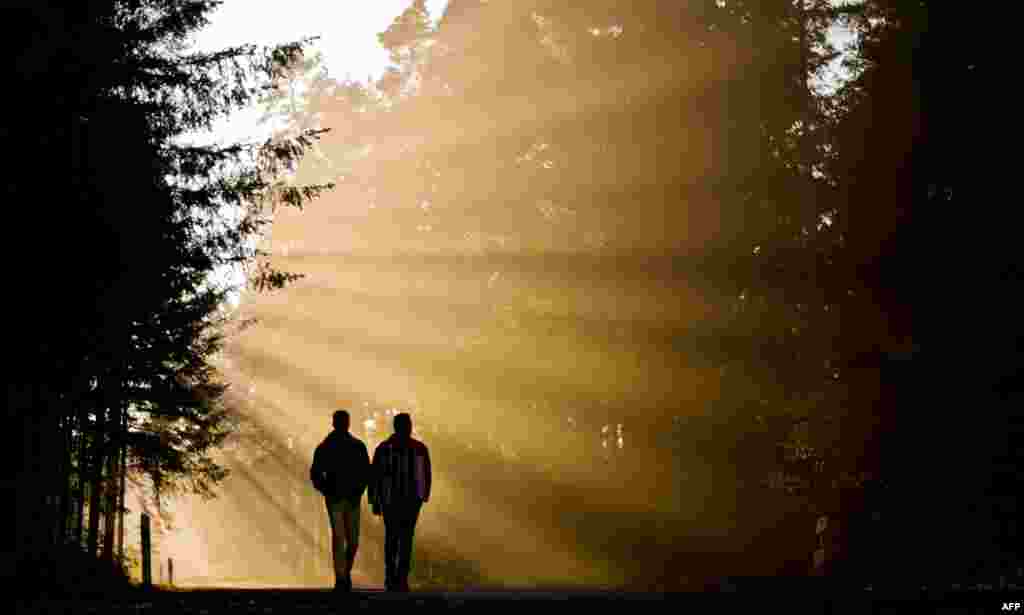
left=9, top=0, right=333, bottom=593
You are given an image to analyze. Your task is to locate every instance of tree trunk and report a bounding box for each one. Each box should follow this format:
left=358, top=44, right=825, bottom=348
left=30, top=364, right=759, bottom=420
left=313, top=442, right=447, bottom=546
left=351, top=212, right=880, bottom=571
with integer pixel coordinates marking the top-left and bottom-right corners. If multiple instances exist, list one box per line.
left=11, top=383, right=38, bottom=583
left=86, top=406, right=106, bottom=557
left=13, top=382, right=63, bottom=587
left=57, top=412, right=73, bottom=546
left=102, top=430, right=117, bottom=563
left=117, top=408, right=128, bottom=562
left=74, top=413, right=87, bottom=548
left=103, top=367, right=126, bottom=565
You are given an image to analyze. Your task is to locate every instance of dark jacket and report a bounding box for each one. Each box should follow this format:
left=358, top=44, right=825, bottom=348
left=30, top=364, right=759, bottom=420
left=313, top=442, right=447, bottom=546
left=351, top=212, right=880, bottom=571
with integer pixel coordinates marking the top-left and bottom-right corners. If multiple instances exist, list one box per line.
left=369, top=435, right=432, bottom=509
left=310, top=430, right=370, bottom=502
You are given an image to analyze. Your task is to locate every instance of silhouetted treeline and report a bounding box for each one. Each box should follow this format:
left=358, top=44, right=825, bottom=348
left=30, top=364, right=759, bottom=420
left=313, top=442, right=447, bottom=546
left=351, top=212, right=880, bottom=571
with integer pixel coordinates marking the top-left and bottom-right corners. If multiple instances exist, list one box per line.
left=7, top=1, right=331, bottom=596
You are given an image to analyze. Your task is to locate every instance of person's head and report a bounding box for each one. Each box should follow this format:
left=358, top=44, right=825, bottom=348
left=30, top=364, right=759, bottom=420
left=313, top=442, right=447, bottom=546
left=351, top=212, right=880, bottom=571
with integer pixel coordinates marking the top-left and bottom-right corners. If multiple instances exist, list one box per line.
left=333, top=409, right=350, bottom=432
left=393, top=412, right=412, bottom=438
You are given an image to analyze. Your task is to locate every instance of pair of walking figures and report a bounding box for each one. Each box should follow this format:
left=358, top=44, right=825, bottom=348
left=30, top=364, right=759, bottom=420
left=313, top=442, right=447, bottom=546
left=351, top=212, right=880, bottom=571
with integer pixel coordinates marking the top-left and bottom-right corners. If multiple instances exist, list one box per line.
left=310, top=409, right=432, bottom=593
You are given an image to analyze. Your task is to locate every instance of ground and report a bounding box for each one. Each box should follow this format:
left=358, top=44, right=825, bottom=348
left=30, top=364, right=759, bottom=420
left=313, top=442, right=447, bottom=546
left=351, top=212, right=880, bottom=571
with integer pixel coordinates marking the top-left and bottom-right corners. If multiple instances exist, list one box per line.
left=13, top=585, right=1019, bottom=614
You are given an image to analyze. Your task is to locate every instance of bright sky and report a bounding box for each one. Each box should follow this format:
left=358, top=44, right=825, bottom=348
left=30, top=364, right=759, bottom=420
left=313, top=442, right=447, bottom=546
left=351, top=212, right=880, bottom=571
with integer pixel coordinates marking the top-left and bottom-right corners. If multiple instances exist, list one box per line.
left=182, top=1, right=449, bottom=307
left=184, top=0, right=855, bottom=309
left=183, top=0, right=855, bottom=148
left=185, top=0, right=449, bottom=147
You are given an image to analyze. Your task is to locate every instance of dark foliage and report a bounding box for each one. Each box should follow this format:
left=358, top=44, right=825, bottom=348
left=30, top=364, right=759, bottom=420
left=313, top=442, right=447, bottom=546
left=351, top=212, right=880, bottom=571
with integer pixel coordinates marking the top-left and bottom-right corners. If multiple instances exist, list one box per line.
left=8, top=0, right=333, bottom=594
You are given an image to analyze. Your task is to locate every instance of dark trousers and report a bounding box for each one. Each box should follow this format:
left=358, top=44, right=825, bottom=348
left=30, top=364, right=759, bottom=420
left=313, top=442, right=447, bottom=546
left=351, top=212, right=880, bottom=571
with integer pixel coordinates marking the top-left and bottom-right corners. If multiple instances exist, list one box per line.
left=382, top=500, right=422, bottom=589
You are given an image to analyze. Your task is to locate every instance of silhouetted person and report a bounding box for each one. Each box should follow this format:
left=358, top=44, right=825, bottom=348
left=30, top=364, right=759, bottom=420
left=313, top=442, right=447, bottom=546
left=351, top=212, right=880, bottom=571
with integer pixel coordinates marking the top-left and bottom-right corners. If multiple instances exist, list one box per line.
left=310, top=409, right=370, bottom=593
left=369, top=412, right=432, bottom=592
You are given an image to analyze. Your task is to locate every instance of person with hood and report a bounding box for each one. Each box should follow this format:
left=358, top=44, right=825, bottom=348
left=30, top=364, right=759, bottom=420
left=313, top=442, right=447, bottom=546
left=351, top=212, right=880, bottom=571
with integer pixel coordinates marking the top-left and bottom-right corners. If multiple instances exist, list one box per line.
left=310, top=409, right=370, bottom=592
left=368, top=412, right=432, bottom=592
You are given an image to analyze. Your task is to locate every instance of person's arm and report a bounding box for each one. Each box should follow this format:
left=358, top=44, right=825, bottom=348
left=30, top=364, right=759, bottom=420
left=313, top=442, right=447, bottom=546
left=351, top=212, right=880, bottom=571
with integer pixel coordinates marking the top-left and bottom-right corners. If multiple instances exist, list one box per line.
left=368, top=445, right=381, bottom=515
left=310, top=444, right=324, bottom=493
left=422, top=444, right=432, bottom=503
left=358, top=441, right=370, bottom=498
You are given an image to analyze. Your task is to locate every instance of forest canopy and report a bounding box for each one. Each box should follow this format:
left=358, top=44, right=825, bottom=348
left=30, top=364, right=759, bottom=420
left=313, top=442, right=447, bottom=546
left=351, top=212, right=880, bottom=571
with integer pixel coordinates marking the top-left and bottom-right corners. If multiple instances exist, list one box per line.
left=7, top=0, right=1018, bottom=594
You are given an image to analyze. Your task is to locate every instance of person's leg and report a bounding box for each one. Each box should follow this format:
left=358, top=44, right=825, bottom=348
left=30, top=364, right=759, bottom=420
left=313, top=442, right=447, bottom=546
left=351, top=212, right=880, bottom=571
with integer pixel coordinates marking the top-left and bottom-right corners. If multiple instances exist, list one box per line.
left=325, top=498, right=345, bottom=590
left=394, top=506, right=408, bottom=590
left=340, top=499, right=360, bottom=590
left=383, top=509, right=398, bottom=590
left=396, top=502, right=422, bottom=590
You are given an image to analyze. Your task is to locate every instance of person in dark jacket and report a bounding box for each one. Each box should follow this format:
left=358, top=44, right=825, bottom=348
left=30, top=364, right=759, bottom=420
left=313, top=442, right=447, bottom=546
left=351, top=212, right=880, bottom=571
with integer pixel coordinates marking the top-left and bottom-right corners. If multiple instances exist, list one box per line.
left=368, top=412, right=431, bottom=592
left=310, top=409, right=370, bottom=592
